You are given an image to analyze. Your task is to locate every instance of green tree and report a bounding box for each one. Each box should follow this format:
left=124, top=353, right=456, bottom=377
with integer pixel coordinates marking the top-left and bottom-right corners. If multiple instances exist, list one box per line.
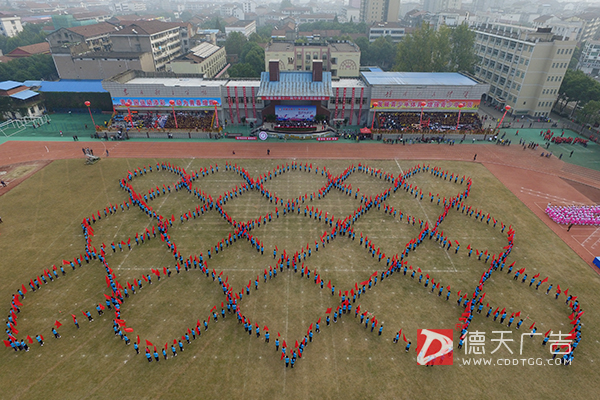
left=228, top=63, right=258, bottom=78
left=0, top=54, right=57, bottom=81
left=370, top=36, right=395, bottom=70
left=450, top=23, right=476, bottom=73
left=394, top=22, right=450, bottom=72
left=244, top=49, right=265, bottom=75
left=556, top=69, right=600, bottom=115
left=225, top=32, right=248, bottom=57
left=354, top=36, right=371, bottom=66
left=0, top=24, right=47, bottom=54
left=280, top=0, right=293, bottom=9
left=394, top=22, right=476, bottom=73
left=201, top=17, right=225, bottom=33
left=577, top=99, right=600, bottom=125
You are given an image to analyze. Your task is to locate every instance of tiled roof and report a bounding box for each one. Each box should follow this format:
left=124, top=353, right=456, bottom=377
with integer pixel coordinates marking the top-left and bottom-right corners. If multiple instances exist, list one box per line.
left=257, top=71, right=332, bottom=99
left=67, top=22, right=117, bottom=38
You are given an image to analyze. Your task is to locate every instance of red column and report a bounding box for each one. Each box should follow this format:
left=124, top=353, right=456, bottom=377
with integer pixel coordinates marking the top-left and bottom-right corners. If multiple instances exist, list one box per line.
left=349, top=88, right=355, bottom=125
left=226, top=86, right=234, bottom=123
left=234, top=86, right=240, bottom=124
left=251, top=87, right=256, bottom=119
left=243, top=86, right=248, bottom=120
left=334, top=87, right=339, bottom=120
left=357, top=87, right=364, bottom=124
left=341, top=87, right=347, bottom=120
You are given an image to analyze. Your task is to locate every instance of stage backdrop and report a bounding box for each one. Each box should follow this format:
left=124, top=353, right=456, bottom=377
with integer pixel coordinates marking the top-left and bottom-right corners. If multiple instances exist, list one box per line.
left=275, top=105, right=316, bottom=121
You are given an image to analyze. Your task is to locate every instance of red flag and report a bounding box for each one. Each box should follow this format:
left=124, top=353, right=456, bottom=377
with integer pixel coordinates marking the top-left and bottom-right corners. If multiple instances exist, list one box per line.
left=540, top=277, right=548, bottom=284
left=26, top=335, right=33, bottom=344
left=281, top=352, right=285, bottom=360
left=327, top=280, right=332, bottom=289
left=564, top=288, right=569, bottom=296
left=3, top=340, right=11, bottom=347
left=325, top=308, right=332, bottom=314
left=283, top=340, right=287, bottom=348
left=533, top=273, right=540, bottom=279
left=295, top=340, right=299, bottom=348
left=136, top=335, right=140, bottom=344
left=145, top=339, right=153, bottom=347
left=54, top=320, right=62, bottom=328
left=21, top=284, right=27, bottom=293
left=515, top=311, right=521, bottom=317
left=124, top=327, right=134, bottom=333
left=71, top=314, right=77, bottom=322
left=417, top=268, right=422, bottom=273
left=556, top=284, right=561, bottom=293
left=529, top=322, right=535, bottom=330
left=544, top=329, right=551, bottom=337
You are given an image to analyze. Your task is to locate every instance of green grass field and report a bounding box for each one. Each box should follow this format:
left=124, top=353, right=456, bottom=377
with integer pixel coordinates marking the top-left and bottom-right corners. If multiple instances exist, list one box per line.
left=0, top=157, right=599, bottom=399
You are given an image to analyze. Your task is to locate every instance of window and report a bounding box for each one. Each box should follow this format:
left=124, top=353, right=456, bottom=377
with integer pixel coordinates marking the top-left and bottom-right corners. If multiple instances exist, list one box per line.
left=331, top=58, right=337, bottom=65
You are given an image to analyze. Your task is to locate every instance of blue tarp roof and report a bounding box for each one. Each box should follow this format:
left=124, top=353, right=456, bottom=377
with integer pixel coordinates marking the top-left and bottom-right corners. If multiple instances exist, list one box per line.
left=34, top=80, right=107, bottom=93
left=361, top=72, right=479, bottom=86
left=0, top=80, right=24, bottom=91
left=10, top=89, right=39, bottom=100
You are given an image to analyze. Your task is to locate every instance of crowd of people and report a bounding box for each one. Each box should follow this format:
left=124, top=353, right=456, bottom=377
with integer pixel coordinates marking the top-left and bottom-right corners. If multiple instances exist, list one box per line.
left=374, top=112, right=485, bottom=134
left=546, top=204, right=600, bottom=226
left=109, top=111, right=216, bottom=132
left=274, top=120, right=317, bottom=130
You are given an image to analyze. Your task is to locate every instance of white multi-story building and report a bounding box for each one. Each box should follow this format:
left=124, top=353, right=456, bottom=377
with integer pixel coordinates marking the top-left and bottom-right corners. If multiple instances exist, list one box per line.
left=0, top=14, right=23, bottom=37
left=225, top=20, right=256, bottom=38
left=473, top=23, right=576, bottom=118
left=113, top=2, right=147, bottom=13
left=368, top=22, right=407, bottom=42
left=242, top=1, right=256, bottom=14
left=577, top=40, right=600, bottom=76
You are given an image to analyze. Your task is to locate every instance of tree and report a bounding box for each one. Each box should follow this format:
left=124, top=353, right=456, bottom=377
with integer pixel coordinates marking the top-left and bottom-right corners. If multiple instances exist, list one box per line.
left=393, top=22, right=476, bottom=73
left=0, top=54, right=57, bottom=81
left=450, top=23, right=476, bottom=73
left=280, top=0, right=293, bottom=10
left=577, top=99, right=600, bottom=125
left=225, top=32, right=248, bottom=57
left=201, top=17, right=225, bottom=33
left=370, top=36, right=395, bottom=70
left=0, top=24, right=47, bottom=55
left=394, top=23, right=450, bottom=72
left=568, top=45, right=582, bottom=70
left=228, top=63, right=258, bottom=78
left=556, top=69, right=600, bottom=115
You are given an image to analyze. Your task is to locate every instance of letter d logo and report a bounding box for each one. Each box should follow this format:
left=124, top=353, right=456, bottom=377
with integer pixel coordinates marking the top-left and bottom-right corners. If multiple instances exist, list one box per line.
left=417, top=329, right=454, bottom=365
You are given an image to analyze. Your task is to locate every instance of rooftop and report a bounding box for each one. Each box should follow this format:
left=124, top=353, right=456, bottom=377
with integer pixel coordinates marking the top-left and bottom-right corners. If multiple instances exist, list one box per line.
left=0, top=80, right=24, bottom=91
left=361, top=72, right=479, bottom=86
left=35, top=80, right=107, bottom=93
left=227, top=20, right=255, bottom=27
left=10, top=89, right=39, bottom=100
left=257, top=71, right=333, bottom=98
left=190, top=42, right=221, bottom=60
left=127, top=77, right=227, bottom=87
left=112, top=21, right=181, bottom=35
left=66, top=22, right=117, bottom=38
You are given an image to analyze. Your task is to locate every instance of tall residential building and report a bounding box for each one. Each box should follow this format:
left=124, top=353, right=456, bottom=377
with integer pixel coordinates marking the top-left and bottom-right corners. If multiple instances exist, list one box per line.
left=473, top=23, right=576, bottom=118
left=264, top=41, right=361, bottom=78
left=360, top=0, right=401, bottom=24
left=46, top=21, right=187, bottom=79
left=577, top=40, right=600, bottom=76
left=0, top=14, right=23, bottom=37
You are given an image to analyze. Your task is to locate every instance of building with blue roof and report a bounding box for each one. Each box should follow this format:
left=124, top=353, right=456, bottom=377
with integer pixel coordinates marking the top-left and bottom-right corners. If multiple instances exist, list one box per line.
left=0, top=80, right=45, bottom=119
left=101, top=64, right=489, bottom=129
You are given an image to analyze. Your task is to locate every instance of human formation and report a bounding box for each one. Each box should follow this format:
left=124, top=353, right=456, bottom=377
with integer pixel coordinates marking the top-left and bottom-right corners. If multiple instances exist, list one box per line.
left=546, top=204, right=600, bottom=226
left=4, top=160, right=582, bottom=367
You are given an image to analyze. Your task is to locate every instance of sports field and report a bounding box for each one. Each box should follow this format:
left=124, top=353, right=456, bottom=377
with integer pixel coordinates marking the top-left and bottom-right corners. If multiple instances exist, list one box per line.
left=0, top=150, right=599, bottom=399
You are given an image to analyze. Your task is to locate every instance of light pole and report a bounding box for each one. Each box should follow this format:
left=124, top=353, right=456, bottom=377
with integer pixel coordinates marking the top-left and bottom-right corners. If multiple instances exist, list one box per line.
left=210, top=100, right=219, bottom=129
left=169, top=100, right=178, bottom=129
left=370, top=103, right=377, bottom=130
left=125, top=101, right=134, bottom=129
left=495, top=105, right=511, bottom=132
left=456, top=103, right=464, bottom=130
left=419, top=101, right=427, bottom=127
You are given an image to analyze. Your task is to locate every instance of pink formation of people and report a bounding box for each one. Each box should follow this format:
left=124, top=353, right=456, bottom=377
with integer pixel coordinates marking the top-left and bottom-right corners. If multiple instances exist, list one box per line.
left=4, top=159, right=582, bottom=367
left=546, top=204, right=600, bottom=226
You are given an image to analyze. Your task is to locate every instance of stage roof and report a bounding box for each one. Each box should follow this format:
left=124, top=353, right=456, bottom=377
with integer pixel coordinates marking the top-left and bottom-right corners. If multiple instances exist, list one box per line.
left=257, top=71, right=333, bottom=99
left=361, top=72, right=479, bottom=86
